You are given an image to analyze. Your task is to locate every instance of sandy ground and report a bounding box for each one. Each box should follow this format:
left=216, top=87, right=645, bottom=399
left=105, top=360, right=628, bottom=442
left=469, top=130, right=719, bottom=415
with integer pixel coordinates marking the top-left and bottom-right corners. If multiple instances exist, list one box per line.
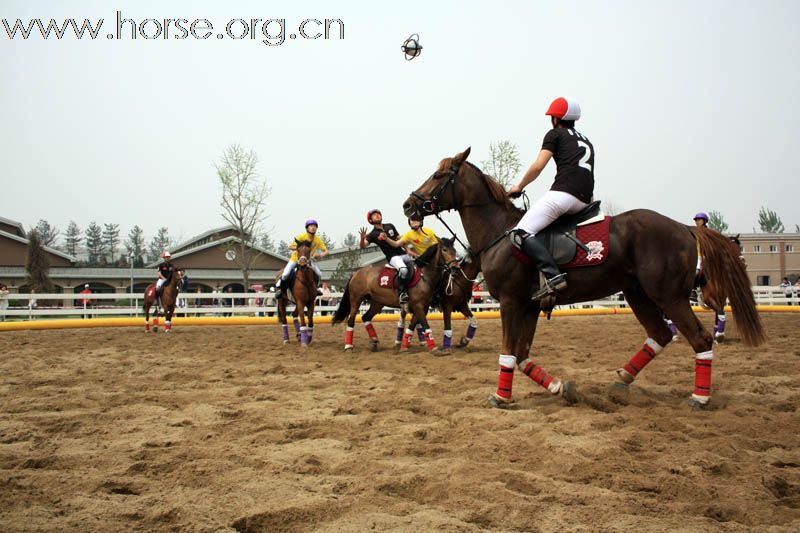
left=1, top=313, right=799, bottom=532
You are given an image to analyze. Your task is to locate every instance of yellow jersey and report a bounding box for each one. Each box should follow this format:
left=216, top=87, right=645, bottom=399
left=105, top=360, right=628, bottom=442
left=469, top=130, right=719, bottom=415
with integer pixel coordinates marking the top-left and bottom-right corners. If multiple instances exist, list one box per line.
left=400, top=227, right=439, bottom=255
left=290, top=232, right=327, bottom=261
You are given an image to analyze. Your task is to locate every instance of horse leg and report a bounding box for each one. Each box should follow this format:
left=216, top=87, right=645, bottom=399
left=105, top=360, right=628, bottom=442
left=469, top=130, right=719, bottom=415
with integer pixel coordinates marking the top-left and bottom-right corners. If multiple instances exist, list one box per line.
left=164, top=306, right=173, bottom=333
left=343, top=297, right=362, bottom=352
left=362, top=302, right=383, bottom=352
left=144, top=303, right=151, bottom=332
left=615, top=286, right=673, bottom=386
left=278, top=299, right=290, bottom=344
left=490, top=298, right=574, bottom=407
left=395, top=309, right=407, bottom=348
left=298, top=302, right=309, bottom=348
left=657, top=298, right=715, bottom=409
left=456, top=305, right=478, bottom=349
left=440, top=303, right=453, bottom=354
left=707, top=293, right=726, bottom=342
left=306, top=306, right=314, bottom=344
left=153, top=304, right=160, bottom=332
left=293, top=309, right=301, bottom=340
left=412, top=303, right=437, bottom=352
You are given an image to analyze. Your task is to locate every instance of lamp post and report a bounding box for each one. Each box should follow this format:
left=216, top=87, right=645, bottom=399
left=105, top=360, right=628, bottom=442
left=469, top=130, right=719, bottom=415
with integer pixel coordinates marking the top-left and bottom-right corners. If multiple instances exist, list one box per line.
left=129, top=254, right=134, bottom=317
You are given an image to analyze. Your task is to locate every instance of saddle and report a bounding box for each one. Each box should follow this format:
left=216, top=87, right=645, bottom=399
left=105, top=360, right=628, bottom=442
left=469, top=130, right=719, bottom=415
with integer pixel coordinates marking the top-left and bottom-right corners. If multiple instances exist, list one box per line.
left=514, top=201, right=612, bottom=268
left=378, top=265, right=423, bottom=289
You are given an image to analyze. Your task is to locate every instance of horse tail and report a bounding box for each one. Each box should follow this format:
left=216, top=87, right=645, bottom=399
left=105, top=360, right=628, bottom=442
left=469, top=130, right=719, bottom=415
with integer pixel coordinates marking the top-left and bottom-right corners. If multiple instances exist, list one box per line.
left=695, top=228, right=766, bottom=346
left=331, top=278, right=352, bottom=325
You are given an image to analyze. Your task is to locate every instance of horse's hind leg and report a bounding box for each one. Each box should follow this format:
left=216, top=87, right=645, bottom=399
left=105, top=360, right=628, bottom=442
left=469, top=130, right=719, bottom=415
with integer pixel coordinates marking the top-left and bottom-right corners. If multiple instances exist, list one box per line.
left=278, top=299, right=290, bottom=344
left=394, top=310, right=407, bottom=348
left=456, top=304, right=478, bottom=349
left=657, top=297, right=715, bottom=409
left=292, top=308, right=301, bottom=340
left=616, top=286, right=673, bottom=386
left=344, top=298, right=362, bottom=352
left=361, top=302, right=383, bottom=352
left=144, top=303, right=151, bottom=332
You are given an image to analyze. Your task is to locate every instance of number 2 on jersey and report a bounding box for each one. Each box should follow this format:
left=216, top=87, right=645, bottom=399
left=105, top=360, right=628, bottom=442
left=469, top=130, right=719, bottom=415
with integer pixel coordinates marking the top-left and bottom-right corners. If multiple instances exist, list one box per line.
left=577, top=140, right=593, bottom=172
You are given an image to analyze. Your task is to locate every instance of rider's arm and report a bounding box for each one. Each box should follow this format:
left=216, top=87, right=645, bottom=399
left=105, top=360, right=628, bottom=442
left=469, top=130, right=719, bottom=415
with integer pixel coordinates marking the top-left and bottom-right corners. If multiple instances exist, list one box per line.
left=510, top=149, right=553, bottom=192
left=383, top=235, right=406, bottom=248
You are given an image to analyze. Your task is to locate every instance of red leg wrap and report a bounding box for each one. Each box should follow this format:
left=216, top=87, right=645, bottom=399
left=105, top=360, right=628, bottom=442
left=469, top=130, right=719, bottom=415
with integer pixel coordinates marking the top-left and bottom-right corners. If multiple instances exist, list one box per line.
left=365, top=323, right=377, bottom=339
left=623, top=343, right=658, bottom=377
left=345, top=329, right=354, bottom=346
left=496, top=366, right=514, bottom=399
left=521, top=361, right=554, bottom=389
left=425, top=330, right=436, bottom=350
left=401, top=331, right=412, bottom=349
left=694, top=359, right=712, bottom=397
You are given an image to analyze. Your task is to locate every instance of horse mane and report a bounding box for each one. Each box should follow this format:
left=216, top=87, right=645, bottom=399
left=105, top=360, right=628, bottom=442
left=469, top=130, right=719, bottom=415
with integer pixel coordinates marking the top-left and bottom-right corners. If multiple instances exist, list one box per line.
left=436, top=158, right=522, bottom=214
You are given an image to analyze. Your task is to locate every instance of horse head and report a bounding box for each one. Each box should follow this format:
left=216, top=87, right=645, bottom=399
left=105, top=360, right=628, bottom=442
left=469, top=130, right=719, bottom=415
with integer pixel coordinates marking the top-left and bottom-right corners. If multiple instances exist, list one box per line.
left=294, top=239, right=313, bottom=267
left=403, top=147, right=513, bottom=220
left=438, top=237, right=460, bottom=270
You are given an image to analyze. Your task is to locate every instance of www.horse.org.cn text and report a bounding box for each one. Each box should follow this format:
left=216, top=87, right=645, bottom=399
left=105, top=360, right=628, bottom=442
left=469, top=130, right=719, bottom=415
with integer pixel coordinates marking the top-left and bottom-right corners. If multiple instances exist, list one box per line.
left=1, top=11, right=345, bottom=46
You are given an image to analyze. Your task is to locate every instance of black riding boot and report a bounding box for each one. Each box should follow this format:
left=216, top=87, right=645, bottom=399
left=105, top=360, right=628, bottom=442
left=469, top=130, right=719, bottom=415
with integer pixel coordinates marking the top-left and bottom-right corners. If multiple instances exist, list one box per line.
left=397, top=268, right=410, bottom=304
left=275, top=279, right=287, bottom=299
left=511, top=230, right=567, bottom=300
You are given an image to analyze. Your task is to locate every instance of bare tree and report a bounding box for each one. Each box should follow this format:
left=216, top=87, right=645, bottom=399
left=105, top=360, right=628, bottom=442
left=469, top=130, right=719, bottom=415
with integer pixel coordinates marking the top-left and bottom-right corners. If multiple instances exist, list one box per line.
left=480, top=140, right=522, bottom=189
left=32, top=220, right=60, bottom=248
left=217, top=144, right=270, bottom=289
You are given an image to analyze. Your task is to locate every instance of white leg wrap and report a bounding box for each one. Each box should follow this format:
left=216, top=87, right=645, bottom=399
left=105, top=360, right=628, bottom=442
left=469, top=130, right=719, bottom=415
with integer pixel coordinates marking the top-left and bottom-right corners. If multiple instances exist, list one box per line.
left=695, top=350, right=714, bottom=361
left=397, top=319, right=404, bottom=328
left=645, top=337, right=664, bottom=354
left=468, top=317, right=478, bottom=327
left=548, top=381, right=562, bottom=394
left=499, top=354, right=517, bottom=369
left=717, top=315, right=726, bottom=322
left=346, top=326, right=354, bottom=332
left=444, top=330, right=453, bottom=338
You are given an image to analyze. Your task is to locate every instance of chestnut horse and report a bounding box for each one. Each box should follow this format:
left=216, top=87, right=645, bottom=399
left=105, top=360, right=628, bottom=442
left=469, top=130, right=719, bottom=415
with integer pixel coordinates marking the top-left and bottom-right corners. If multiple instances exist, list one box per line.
left=404, top=148, right=765, bottom=409
left=276, top=240, right=316, bottom=347
left=144, top=269, right=184, bottom=333
left=332, top=240, right=456, bottom=352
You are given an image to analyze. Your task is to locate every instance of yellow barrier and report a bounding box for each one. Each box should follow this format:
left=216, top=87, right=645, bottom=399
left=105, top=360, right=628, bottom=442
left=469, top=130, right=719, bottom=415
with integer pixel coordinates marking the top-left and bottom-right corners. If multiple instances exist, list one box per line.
left=1, top=305, right=797, bottom=332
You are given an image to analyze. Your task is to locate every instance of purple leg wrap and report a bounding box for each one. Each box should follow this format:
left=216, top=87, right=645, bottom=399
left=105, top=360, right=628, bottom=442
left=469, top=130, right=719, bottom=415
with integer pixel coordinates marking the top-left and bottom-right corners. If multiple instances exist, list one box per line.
left=443, top=335, right=452, bottom=349
left=417, top=326, right=426, bottom=342
left=466, top=324, right=477, bottom=340
left=300, top=327, right=309, bottom=345
left=282, top=324, right=289, bottom=341
left=668, top=321, right=677, bottom=336
left=293, top=317, right=301, bottom=332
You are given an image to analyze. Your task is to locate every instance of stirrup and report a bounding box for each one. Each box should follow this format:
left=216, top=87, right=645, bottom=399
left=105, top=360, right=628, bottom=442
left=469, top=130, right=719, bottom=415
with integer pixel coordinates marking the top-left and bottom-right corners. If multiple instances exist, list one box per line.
left=530, top=274, right=567, bottom=301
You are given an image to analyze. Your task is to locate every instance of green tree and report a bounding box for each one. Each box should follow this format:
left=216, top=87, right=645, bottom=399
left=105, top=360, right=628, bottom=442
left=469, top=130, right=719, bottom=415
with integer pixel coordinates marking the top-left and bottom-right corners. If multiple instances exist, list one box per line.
left=32, top=219, right=60, bottom=248
left=149, top=227, right=172, bottom=261
left=319, top=232, right=335, bottom=250
left=480, top=140, right=522, bottom=188
left=64, top=221, right=82, bottom=257
left=217, top=143, right=271, bottom=289
left=343, top=232, right=358, bottom=248
left=331, top=248, right=360, bottom=288
left=102, top=223, right=121, bottom=263
left=85, top=221, right=103, bottom=265
left=259, top=233, right=276, bottom=252
left=125, top=225, right=146, bottom=267
left=277, top=240, right=290, bottom=257
left=25, top=231, right=54, bottom=293
left=707, top=210, right=729, bottom=233
left=758, top=207, right=784, bottom=233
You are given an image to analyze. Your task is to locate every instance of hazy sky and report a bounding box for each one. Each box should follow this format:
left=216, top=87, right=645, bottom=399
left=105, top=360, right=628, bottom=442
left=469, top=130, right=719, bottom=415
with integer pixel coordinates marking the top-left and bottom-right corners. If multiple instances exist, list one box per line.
left=2, top=0, right=798, bottom=251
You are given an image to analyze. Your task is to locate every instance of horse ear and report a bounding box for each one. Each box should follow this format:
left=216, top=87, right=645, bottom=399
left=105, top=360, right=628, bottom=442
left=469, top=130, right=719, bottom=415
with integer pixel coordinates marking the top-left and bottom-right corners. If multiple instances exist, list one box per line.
left=453, top=147, right=471, bottom=165
left=295, top=238, right=301, bottom=245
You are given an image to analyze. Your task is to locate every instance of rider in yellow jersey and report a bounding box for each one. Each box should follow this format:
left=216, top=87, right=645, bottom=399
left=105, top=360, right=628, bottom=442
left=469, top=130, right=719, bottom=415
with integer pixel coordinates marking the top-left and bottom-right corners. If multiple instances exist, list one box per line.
left=276, top=219, right=329, bottom=298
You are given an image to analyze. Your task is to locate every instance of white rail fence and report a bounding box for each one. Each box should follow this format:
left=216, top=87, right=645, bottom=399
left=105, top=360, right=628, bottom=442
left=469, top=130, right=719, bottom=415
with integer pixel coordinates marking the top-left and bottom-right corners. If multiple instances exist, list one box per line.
left=0, top=287, right=797, bottom=321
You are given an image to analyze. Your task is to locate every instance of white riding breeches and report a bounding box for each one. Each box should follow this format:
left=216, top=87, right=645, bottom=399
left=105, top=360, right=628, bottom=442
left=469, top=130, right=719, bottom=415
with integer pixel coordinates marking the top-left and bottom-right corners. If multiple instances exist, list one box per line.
left=281, top=260, right=321, bottom=280
left=514, top=190, right=589, bottom=236
left=389, top=255, right=412, bottom=271
left=156, top=278, right=166, bottom=290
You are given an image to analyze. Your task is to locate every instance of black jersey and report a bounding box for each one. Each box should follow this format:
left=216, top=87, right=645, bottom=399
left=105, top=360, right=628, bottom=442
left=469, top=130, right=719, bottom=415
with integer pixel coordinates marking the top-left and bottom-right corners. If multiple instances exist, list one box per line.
left=158, top=262, right=174, bottom=281
left=366, top=223, right=404, bottom=260
left=541, top=127, right=595, bottom=203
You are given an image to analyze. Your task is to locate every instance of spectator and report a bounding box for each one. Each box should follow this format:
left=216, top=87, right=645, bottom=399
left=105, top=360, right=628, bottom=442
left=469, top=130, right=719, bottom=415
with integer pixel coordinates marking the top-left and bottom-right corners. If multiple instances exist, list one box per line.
left=194, top=287, right=203, bottom=317
left=795, top=280, right=800, bottom=303
left=472, top=281, right=484, bottom=306
left=320, top=282, right=331, bottom=315
left=0, top=283, right=8, bottom=322
left=780, top=277, right=792, bottom=305
left=80, top=283, right=93, bottom=319
left=224, top=286, right=234, bottom=317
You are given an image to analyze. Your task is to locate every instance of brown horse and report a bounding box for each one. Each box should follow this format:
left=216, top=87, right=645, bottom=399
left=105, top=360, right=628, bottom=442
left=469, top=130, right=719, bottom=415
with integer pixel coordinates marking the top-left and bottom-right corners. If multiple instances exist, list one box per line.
left=331, top=240, right=456, bottom=352
left=144, top=269, right=184, bottom=333
left=697, top=234, right=744, bottom=342
left=276, top=240, right=316, bottom=347
left=437, top=238, right=481, bottom=354
left=404, top=148, right=765, bottom=409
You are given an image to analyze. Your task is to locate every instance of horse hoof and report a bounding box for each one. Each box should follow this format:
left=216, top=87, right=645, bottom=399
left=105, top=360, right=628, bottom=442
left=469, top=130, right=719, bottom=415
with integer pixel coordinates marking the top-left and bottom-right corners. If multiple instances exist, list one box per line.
left=435, top=348, right=452, bottom=357
left=561, top=381, right=579, bottom=405
left=344, top=345, right=353, bottom=352
left=688, top=397, right=710, bottom=411
left=610, top=381, right=630, bottom=391
left=487, top=394, right=513, bottom=409
left=615, top=368, right=635, bottom=385
left=456, top=336, right=470, bottom=348
left=370, top=342, right=379, bottom=352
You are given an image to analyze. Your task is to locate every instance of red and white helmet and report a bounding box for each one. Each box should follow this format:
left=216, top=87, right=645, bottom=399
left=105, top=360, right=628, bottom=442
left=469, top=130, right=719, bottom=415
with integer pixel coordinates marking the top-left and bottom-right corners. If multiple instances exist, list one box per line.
left=162, top=251, right=171, bottom=259
left=367, top=209, right=381, bottom=222
left=545, top=97, right=581, bottom=121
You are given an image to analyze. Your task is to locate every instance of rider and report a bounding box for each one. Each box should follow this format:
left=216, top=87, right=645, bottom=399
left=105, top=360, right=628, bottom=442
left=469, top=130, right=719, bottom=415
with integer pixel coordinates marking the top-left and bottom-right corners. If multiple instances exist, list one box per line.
left=693, top=213, right=709, bottom=288
left=507, top=96, right=595, bottom=300
left=359, top=209, right=410, bottom=303
left=155, top=251, right=174, bottom=299
left=382, top=217, right=441, bottom=301
left=276, top=219, right=329, bottom=298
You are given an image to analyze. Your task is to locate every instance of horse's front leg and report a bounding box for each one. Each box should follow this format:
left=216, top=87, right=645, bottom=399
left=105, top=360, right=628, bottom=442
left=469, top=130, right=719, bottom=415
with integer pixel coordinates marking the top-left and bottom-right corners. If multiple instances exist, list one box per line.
left=456, top=304, right=478, bottom=349
left=440, top=303, right=453, bottom=354
left=490, top=297, right=576, bottom=408
left=144, top=304, right=151, bottom=333
left=306, top=305, right=314, bottom=344
left=278, top=299, right=290, bottom=344
left=411, top=302, right=436, bottom=353
left=164, top=306, right=173, bottom=333
left=298, top=303, right=309, bottom=347
left=395, top=309, right=407, bottom=348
